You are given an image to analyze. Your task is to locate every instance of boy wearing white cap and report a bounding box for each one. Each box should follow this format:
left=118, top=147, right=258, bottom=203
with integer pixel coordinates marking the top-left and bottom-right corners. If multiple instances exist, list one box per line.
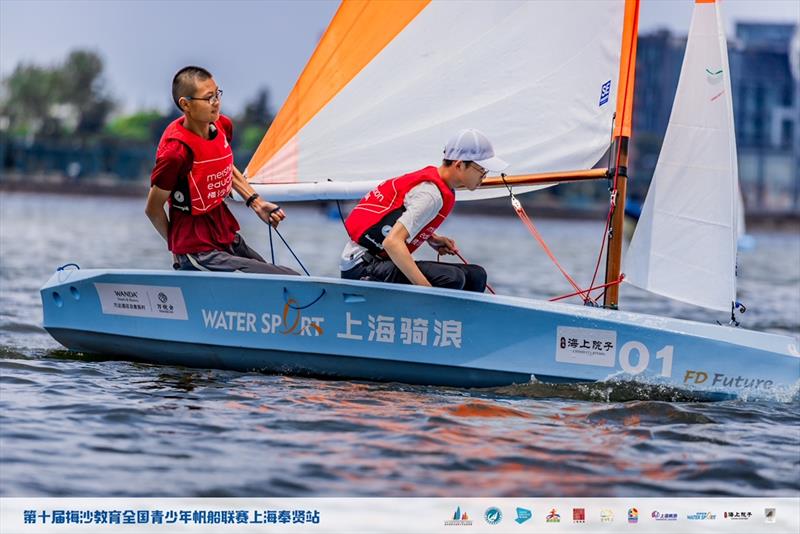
left=340, top=129, right=508, bottom=292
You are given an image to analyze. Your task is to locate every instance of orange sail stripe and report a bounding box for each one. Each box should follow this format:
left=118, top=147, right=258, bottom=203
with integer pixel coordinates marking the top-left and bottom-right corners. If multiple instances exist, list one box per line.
left=696, top=0, right=716, bottom=3
left=613, top=0, right=640, bottom=138
left=246, top=0, right=430, bottom=180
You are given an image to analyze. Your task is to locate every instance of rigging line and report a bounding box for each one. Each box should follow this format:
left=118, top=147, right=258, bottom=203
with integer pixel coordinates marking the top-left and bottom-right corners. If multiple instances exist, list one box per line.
left=268, top=224, right=276, bottom=264
left=501, top=174, right=593, bottom=302
left=266, top=207, right=311, bottom=276
left=283, top=287, right=327, bottom=310
left=335, top=199, right=347, bottom=227
left=271, top=226, right=311, bottom=276
left=587, top=200, right=615, bottom=301
left=515, top=206, right=593, bottom=302
left=586, top=112, right=621, bottom=301
left=550, top=274, right=624, bottom=303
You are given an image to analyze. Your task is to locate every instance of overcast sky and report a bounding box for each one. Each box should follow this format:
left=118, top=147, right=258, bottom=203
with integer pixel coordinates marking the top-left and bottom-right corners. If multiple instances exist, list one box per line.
left=1, top=0, right=798, bottom=117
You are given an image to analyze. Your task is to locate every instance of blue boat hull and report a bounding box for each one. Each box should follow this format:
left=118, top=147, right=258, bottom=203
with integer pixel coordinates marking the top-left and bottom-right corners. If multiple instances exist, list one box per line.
left=41, top=269, right=800, bottom=398
left=45, top=328, right=533, bottom=387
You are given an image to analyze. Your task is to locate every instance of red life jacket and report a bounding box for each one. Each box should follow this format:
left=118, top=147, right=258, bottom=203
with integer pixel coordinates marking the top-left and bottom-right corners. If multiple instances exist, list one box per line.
left=345, top=166, right=456, bottom=254
left=157, top=116, right=234, bottom=215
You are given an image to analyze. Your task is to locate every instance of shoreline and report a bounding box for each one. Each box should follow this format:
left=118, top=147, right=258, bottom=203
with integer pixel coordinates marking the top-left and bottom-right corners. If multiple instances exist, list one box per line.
left=2, top=175, right=799, bottom=230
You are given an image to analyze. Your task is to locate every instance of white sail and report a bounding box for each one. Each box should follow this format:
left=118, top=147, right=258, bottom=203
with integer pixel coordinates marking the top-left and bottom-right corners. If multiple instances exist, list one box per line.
left=624, top=0, right=739, bottom=312
left=246, top=0, right=631, bottom=202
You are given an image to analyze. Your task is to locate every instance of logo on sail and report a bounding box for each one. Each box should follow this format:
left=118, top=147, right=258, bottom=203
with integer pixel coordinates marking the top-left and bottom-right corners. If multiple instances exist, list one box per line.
left=706, top=67, right=725, bottom=101
left=705, top=67, right=724, bottom=84
left=599, top=80, right=612, bottom=106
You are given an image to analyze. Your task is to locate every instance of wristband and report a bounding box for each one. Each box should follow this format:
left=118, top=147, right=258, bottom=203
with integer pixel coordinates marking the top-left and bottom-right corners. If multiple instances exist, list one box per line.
left=245, top=193, right=260, bottom=208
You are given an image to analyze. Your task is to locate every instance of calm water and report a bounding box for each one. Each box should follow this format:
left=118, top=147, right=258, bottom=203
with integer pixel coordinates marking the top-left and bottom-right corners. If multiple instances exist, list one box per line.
left=1, top=191, right=798, bottom=497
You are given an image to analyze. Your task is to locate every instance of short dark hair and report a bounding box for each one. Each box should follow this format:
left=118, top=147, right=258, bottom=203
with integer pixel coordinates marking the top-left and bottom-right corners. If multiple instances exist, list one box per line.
left=442, top=159, right=473, bottom=167
left=172, top=66, right=213, bottom=111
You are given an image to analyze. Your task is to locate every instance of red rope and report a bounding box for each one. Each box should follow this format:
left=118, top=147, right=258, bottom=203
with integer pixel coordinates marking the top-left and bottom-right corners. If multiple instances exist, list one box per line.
left=586, top=188, right=617, bottom=301
left=452, top=251, right=495, bottom=294
left=550, top=274, right=625, bottom=302
left=510, top=200, right=593, bottom=302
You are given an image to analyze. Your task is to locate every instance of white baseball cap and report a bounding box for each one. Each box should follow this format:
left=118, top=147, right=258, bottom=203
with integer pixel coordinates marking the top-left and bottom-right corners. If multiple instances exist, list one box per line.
left=443, top=128, right=508, bottom=172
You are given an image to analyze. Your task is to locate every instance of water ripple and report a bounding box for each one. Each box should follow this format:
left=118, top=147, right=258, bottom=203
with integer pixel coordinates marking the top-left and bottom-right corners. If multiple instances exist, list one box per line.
left=1, top=193, right=798, bottom=496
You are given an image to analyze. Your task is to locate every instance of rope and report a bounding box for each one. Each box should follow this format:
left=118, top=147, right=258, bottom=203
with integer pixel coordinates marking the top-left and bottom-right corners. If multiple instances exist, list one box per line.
left=512, top=200, right=593, bottom=302
left=549, top=274, right=624, bottom=303
left=268, top=223, right=275, bottom=264
left=283, top=286, right=326, bottom=309
left=56, top=263, right=80, bottom=271
left=266, top=206, right=311, bottom=276
left=585, top=112, right=620, bottom=301
left=335, top=199, right=347, bottom=226
left=500, top=174, right=593, bottom=303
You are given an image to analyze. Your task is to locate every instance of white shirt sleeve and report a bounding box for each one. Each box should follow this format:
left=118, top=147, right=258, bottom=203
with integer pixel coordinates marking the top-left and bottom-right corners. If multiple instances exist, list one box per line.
left=340, top=181, right=443, bottom=271
left=396, top=182, right=444, bottom=242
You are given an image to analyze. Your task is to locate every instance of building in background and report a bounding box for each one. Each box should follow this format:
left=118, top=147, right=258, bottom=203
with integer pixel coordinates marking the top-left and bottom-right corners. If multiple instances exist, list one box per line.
left=631, top=22, right=799, bottom=214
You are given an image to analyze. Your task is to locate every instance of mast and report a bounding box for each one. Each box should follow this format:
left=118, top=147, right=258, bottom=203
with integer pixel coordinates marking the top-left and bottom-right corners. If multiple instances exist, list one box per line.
left=603, top=0, right=640, bottom=308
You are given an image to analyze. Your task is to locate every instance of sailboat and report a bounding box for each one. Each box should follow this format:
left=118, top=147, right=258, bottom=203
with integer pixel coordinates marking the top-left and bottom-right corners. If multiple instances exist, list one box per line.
left=41, top=0, right=799, bottom=399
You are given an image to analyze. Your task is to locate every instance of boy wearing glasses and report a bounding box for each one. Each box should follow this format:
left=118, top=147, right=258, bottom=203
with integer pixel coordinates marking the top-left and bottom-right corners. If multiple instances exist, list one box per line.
left=340, top=129, right=507, bottom=292
left=145, top=66, right=297, bottom=274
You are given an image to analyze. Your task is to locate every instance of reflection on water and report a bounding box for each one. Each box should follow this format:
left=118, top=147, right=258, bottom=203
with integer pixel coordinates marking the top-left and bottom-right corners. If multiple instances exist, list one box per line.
left=1, top=192, right=798, bottom=497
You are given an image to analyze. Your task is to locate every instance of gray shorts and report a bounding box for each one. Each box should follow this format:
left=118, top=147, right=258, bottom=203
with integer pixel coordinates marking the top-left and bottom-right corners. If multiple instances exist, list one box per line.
left=176, top=234, right=299, bottom=275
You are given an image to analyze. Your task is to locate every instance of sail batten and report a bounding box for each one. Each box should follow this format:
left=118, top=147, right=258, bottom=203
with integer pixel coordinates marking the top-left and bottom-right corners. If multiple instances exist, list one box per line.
left=246, top=0, right=630, bottom=201
left=624, top=0, right=739, bottom=312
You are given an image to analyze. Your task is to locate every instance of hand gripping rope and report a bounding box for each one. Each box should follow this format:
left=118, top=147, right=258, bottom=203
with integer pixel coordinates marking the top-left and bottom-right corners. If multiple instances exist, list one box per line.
left=336, top=199, right=497, bottom=294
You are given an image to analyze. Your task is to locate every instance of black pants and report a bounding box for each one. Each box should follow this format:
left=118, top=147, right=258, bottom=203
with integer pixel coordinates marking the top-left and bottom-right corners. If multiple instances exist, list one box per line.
left=342, top=258, right=487, bottom=292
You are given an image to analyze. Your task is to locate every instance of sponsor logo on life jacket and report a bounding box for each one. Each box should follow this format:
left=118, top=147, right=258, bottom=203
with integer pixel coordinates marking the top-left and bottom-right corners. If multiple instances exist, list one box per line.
left=205, top=163, right=233, bottom=192
left=363, top=233, right=384, bottom=250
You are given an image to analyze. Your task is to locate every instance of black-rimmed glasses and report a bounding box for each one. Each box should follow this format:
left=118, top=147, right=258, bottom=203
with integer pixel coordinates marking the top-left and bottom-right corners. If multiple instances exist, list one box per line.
left=184, top=88, right=223, bottom=105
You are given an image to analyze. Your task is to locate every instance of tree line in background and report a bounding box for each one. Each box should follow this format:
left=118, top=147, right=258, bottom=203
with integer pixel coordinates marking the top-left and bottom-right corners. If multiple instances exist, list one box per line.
left=0, top=49, right=274, bottom=153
